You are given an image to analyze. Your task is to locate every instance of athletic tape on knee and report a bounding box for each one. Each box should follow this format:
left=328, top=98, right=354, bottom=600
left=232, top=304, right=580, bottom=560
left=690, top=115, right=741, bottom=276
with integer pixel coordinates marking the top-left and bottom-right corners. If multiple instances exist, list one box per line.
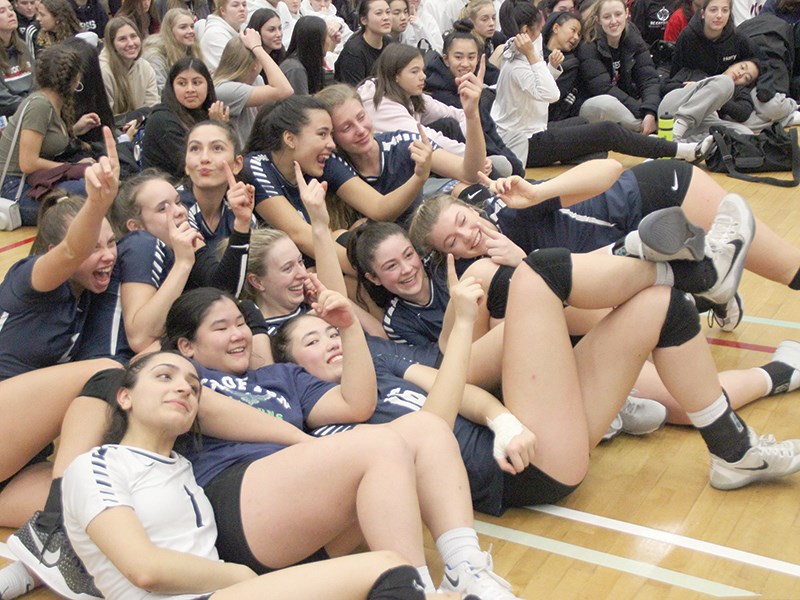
left=367, top=566, right=427, bottom=600
left=522, top=248, right=573, bottom=303
left=487, top=265, right=516, bottom=319
left=657, top=289, right=701, bottom=348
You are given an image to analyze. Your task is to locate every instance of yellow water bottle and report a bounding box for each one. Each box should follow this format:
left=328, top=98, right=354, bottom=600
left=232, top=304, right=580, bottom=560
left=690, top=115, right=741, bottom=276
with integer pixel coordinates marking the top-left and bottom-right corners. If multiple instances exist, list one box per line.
left=658, top=113, right=674, bottom=142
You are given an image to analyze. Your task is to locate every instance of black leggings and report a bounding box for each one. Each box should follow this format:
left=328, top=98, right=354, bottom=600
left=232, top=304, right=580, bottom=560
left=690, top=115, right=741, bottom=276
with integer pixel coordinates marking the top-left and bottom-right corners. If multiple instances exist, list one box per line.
left=526, top=117, right=679, bottom=168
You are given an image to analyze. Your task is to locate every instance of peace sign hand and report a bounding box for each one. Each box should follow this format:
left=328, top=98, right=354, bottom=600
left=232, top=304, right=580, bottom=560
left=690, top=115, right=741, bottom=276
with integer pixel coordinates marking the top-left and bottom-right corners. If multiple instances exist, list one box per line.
left=84, top=126, right=120, bottom=212
left=294, top=160, right=330, bottom=228
left=167, top=203, right=202, bottom=265
left=223, top=160, right=254, bottom=233
left=477, top=219, right=525, bottom=267
left=478, top=171, right=538, bottom=209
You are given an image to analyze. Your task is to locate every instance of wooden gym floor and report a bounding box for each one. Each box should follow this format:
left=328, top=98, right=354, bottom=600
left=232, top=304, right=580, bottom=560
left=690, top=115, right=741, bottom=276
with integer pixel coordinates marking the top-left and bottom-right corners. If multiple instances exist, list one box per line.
left=1, top=153, right=799, bottom=599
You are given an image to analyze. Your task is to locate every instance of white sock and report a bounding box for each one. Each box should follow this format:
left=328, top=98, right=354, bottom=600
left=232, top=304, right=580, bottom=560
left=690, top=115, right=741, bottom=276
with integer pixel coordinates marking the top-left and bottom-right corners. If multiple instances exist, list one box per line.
left=0, top=561, right=35, bottom=599
left=788, top=111, right=800, bottom=126
left=673, top=117, right=689, bottom=139
left=675, top=142, right=698, bottom=161
left=686, top=393, right=728, bottom=428
left=416, top=566, right=436, bottom=593
left=699, top=134, right=714, bottom=156
left=435, top=527, right=483, bottom=567
left=654, top=262, right=674, bottom=286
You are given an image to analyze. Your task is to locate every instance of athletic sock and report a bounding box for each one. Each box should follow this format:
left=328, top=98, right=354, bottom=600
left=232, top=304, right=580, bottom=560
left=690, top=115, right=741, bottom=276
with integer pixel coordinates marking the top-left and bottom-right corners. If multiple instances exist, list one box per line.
left=789, top=267, right=800, bottom=290
left=688, top=393, right=750, bottom=462
left=670, top=258, right=716, bottom=294
left=34, top=478, right=63, bottom=532
left=673, top=117, right=689, bottom=140
left=435, top=527, right=483, bottom=568
left=415, top=566, right=435, bottom=592
left=675, top=142, right=698, bottom=161
left=654, top=262, right=674, bottom=286
left=0, top=561, right=35, bottom=599
left=757, top=362, right=800, bottom=396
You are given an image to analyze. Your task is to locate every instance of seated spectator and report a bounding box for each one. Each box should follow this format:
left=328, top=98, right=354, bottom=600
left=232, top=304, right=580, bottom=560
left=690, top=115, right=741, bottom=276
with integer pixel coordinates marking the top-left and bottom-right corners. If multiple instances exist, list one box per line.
left=578, top=0, right=662, bottom=135
left=25, top=0, right=94, bottom=58
left=68, top=0, right=108, bottom=40
left=631, top=0, right=681, bottom=44
left=334, top=0, right=392, bottom=85
left=99, top=17, right=159, bottom=126
left=155, top=0, right=211, bottom=21
left=199, top=0, right=247, bottom=71
left=213, top=31, right=293, bottom=146
left=542, top=11, right=583, bottom=122
left=0, top=0, right=33, bottom=118
left=12, top=0, right=35, bottom=37
left=118, top=0, right=162, bottom=38
left=664, top=0, right=703, bottom=41
left=143, top=7, right=205, bottom=91
left=281, top=15, right=333, bottom=94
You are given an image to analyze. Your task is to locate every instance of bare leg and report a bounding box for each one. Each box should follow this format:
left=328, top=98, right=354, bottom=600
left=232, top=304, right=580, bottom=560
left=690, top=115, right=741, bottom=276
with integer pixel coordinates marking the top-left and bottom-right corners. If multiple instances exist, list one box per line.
left=681, top=167, right=800, bottom=285
left=240, top=427, right=426, bottom=569
left=0, top=463, right=51, bottom=528
left=382, top=413, right=473, bottom=537
left=634, top=361, right=771, bottom=425
left=0, top=359, right=119, bottom=482
left=52, top=397, right=109, bottom=478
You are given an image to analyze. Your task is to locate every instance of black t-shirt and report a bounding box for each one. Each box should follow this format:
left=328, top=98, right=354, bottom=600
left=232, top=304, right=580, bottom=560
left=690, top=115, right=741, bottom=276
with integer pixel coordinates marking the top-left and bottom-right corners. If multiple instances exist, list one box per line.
left=334, top=34, right=393, bottom=86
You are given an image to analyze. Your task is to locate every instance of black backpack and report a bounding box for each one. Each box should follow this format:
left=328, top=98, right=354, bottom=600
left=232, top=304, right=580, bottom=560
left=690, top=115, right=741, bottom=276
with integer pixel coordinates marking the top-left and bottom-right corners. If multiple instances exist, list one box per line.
left=704, top=123, right=800, bottom=187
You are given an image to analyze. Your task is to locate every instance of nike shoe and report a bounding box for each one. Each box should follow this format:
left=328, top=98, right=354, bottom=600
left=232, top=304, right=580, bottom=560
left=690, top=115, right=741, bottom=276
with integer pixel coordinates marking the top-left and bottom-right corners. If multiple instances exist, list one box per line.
left=695, top=194, right=755, bottom=306
left=619, top=396, right=668, bottom=436
left=601, top=415, right=623, bottom=442
left=438, top=550, right=520, bottom=600
left=628, top=207, right=705, bottom=262
left=709, top=293, right=744, bottom=331
left=709, top=429, right=800, bottom=490
left=6, top=512, right=101, bottom=600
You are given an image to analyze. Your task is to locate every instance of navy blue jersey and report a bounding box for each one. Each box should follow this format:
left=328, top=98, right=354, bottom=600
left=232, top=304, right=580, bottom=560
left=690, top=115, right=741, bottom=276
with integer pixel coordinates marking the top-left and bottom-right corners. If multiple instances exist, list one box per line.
left=484, top=170, right=643, bottom=254
left=382, top=266, right=449, bottom=346
left=242, top=151, right=355, bottom=225
left=310, top=340, right=503, bottom=515
left=326, top=131, right=439, bottom=228
left=0, top=256, right=90, bottom=380
left=186, top=362, right=335, bottom=486
left=180, top=186, right=257, bottom=248
left=264, top=304, right=311, bottom=337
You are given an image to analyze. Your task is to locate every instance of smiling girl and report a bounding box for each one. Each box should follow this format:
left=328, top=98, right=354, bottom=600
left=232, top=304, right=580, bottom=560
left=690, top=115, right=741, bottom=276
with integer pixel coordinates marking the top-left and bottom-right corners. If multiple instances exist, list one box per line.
left=541, top=11, right=583, bottom=122
left=334, top=0, right=392, bottom=85
left=100, top=17, right=159, bottom=125
left=143, top=7, right=205, bottom=91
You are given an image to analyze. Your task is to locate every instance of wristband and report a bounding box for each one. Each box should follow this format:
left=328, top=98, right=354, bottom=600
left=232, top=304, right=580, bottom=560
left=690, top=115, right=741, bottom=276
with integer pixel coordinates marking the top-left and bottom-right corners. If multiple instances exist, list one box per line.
left=487, top=412, right=525, bottom=463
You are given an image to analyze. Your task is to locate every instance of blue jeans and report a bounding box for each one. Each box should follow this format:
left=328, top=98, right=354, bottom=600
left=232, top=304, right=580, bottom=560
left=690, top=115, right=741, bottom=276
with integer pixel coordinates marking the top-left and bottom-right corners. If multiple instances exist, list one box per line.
left=1, top=175, right=87, bottom=226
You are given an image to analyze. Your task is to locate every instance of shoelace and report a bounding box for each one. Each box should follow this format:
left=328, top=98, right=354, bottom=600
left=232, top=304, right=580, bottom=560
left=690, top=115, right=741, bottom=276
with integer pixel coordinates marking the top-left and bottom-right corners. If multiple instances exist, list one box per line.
left=468, top=549, right=513, bottom=593
left=755, top=435, right=798, bottom=459
left=706, top=215, right=740, bottom=252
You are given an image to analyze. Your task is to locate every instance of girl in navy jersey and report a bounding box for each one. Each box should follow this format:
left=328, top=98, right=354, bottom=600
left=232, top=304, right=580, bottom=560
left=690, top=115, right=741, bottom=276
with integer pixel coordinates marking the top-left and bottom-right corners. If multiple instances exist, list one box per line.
left=75, top=128, right=253, bottom=361
left=241, top=95, right=434, bottom=266
left=0, top=127, right=119, bottom=525
left=58, top=351, right=451, bottom=600
left=316, top=82, right=494, bottom=227
left=162, top=287, right=523, bottom=599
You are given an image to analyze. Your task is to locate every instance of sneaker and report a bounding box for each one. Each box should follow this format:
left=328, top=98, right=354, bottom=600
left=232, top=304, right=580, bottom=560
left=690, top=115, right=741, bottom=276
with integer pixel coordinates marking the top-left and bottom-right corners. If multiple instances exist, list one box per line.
left=709, top=428, right=800, bottom=490
left=619, top=396, right=668, bottom=435
left=7, top=512, right=101, bottom=600
left=438, top=551, right=520, bottom=600
left=630, top=207, right=706, bottom=262
left=601, top=415, right=623, bottom=442
left=772, top=340, right=800, bottom=393
left=695, top=194, right=755, bottom=306
left=709, top=293, right=744, bottom=331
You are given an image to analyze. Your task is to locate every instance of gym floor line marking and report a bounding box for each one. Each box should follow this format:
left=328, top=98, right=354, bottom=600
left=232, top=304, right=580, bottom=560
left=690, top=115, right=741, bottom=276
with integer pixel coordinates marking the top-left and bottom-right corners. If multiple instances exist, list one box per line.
left=473, top=521, right=757, bottom=597
left=707, top=338, right=776, bottom=353
left=527, top=505, right=800, bottom=578
left=0, top=236, right=34, bottom=254
left=740, top=315, right=800, bottom=330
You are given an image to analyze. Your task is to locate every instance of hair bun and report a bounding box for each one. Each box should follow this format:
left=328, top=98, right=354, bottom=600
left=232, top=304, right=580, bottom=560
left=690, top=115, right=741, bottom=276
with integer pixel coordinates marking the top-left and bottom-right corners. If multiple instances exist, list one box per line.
left=452, top=18, right=475, bottom=33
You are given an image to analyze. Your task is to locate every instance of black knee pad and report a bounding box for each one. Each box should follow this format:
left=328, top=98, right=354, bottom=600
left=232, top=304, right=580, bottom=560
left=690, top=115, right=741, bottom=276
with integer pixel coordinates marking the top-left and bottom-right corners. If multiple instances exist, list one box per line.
left=521, top=248, right=573, bottom=303
left=656, top=289, right=701, bottom=348
left=367, top=565, right=426, bottom=600
left=457, top=183, right=494, bottom=207
left=487, top=265, right=516, bottom=319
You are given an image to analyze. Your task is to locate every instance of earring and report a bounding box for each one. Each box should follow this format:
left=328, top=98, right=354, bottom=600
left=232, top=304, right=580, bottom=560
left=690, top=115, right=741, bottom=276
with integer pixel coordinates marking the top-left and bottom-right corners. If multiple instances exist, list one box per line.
left=74, top=81, right=84, bottom=93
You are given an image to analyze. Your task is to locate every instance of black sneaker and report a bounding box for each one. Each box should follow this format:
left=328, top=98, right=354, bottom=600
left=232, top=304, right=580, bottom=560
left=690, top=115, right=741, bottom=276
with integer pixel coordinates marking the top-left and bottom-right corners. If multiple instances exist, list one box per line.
left=7, top=512, right=102, bottom=600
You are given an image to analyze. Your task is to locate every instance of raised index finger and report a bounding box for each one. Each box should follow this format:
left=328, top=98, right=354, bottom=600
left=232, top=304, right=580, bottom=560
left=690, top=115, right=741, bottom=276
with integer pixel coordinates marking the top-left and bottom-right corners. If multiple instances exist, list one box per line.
left=222, top=159, right=238, bottom=190
left=101, top=126, right=118, bottom=169
left=446, top=253, right=458, bottom=290
left=293, top=161, right=308, bottom=192
left=476, top=55, right=486, bottom=85
left=416, top=122, right=430, bottom=146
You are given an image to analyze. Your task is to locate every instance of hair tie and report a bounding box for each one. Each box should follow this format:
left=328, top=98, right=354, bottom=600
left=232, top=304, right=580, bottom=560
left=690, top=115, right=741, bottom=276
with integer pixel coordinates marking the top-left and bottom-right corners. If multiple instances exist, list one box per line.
left=55, top=195, right=70, bottom=204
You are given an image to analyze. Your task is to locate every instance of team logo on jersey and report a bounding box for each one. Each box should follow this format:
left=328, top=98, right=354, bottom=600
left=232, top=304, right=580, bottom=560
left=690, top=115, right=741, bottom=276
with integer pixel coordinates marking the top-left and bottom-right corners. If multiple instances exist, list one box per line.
left=656, top=6, right=670, bottom=21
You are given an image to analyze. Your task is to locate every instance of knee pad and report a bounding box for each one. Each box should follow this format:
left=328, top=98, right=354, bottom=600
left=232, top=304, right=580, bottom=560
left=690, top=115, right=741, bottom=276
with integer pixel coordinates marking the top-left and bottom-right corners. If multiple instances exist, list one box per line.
left=487, top=265, right=516, bottom=319
left=367, top=565, right=426, bottom=600
left=522, top=248, right=573, bottom=303
left=656, top=289, right=701, bottom=348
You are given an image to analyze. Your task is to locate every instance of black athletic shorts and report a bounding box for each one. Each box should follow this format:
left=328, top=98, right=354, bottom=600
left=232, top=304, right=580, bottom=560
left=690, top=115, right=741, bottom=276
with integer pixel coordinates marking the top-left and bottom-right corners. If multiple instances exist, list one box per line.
left=0, top=443, right=54, bottom=494
left=203, top=460, right=329, bottom=575
left=630, top=159, right=693, bottom=217
left=502, top=463, right=580, bottom=507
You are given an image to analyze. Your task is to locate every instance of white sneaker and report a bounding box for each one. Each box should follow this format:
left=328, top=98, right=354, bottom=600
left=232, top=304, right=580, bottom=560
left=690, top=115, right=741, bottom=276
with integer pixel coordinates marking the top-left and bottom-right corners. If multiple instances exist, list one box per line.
left=696, top=194, right=755, bottom=305
left=709, top=429, right=800, bottom=490
left=619, top=396, right=668, bottom=435
left=601, top=415, right=623, bottom=442
left=628, top=207, right=705, bottom=262
left=709, top=293, right=744, bottom=331
left=438, top=551, right=520, bottom=600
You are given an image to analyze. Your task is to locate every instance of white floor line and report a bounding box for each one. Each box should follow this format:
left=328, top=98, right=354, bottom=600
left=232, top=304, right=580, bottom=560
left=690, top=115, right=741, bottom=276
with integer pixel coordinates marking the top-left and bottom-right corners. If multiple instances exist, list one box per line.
left=474, top=521, right=757, bottom=598
left=528, top=505, right=800, bottom=578
left=740, top=315, right=800, bottom=330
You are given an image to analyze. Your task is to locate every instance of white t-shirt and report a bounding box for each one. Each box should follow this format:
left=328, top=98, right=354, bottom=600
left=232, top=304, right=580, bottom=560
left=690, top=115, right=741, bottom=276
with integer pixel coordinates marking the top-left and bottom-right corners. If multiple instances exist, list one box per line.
left=63, top=445, right=219, bottom=600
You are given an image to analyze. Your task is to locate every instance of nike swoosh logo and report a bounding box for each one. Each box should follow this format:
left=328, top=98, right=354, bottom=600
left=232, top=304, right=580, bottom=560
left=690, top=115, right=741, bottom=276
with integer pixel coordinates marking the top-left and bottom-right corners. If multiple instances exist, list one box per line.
left=444, top=571, right=460, bottom=588
left=28, top=525, right=61, bottom=566
left=721, top=239, right=744, bottom=281
left=671, top=171, right=679, bottom=191
left=738, top=460, right=769, bottom=471
left=466, top=190, right=481, bottom=200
